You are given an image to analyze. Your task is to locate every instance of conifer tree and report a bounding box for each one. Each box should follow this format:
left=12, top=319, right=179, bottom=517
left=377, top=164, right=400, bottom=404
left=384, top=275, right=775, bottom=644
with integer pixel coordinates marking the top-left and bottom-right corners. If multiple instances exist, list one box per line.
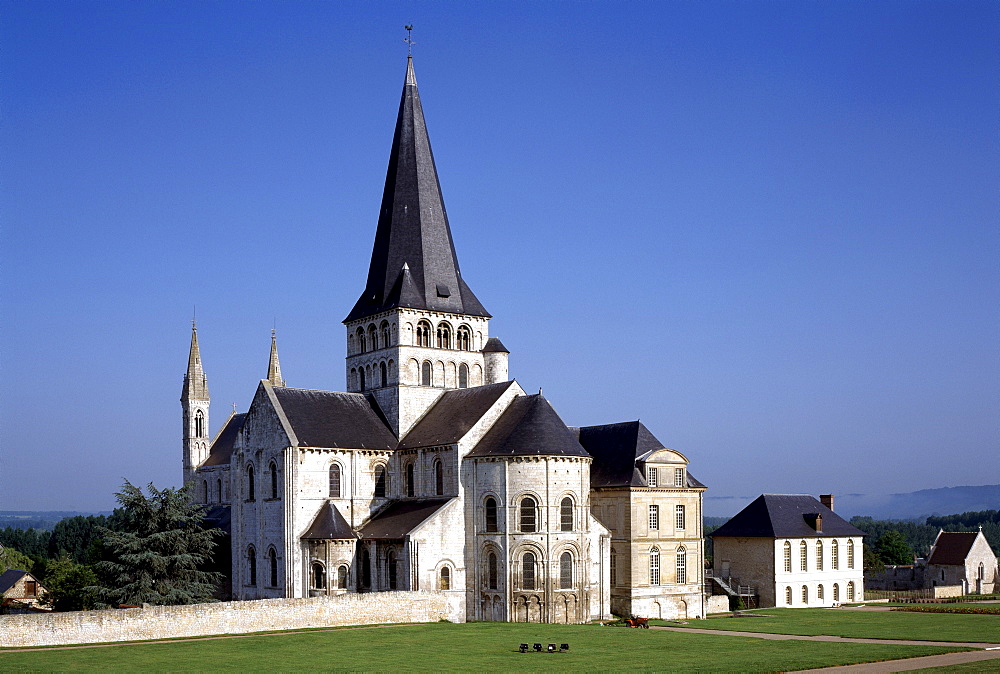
left=89, top=480, right=223, bottom=607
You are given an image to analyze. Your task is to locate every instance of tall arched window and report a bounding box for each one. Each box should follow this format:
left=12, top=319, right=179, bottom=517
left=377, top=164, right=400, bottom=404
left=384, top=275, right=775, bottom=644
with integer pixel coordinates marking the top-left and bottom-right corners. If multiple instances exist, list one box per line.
left=560, top=497, right=574, bottom=532
left=368, top=325, right=378, bottom=351
left=484, top=497, right=498, bottom=532
left=786, top=586, right=793, bottom=604
left=487, top=552, right=499, bottom=589
left=380, top=321, right=390, bottom=349
left=380, top=362, right=387, bottom=388
left=329, top=464, right=342, bottom=498
left=436, top=322, right=452, bottom=349
left=268, top=548, right=278, bottom=587
left=362, top=549, right=371, bottom=588
left=522, top=552, right=536, bottom=590
left=421, top=361, right=432, bottom=386
left=519, top=497, right=537, bottom=532
left=312, top=562, right=325, bottom=590
left=458, top=363, right=469, bottom=388
left=195, top=410, right=205, bottom=437
left=439, top=566, right=451, bottom=590
left=816, top=541, right=824, bottom=570
left=246, top=464, right=255, bottom=501
left=610, top=549, right=617, bottom=586
left=649, top=547, right=660, bottom=585
left=269, top=461, right=279, bottom=500
left=359, top=367, right=366, bottom=391
left=832, top=540, right=840, bottom=570
left=783, top=541, right=792, bottom=572
left=374, top=465, right=387, bottom=498
left=802, top=585, right=808, bottom=604
left=817, top=584, right=825, bottom=600
left=833, top=583, right=840, bottom=602
left=247, top=546, right=257, bottom=586
left=203, top=480, right=209, bottom=503
left=800, top=540, right=808, bottom=571
left=387, top=550, right=398, bottom=590
left=405, top=463, right=415, bottom=497
left=337, top=565, right=348, bottom=589
left=416, top=320, right=432, bottom=347
left=847, top=539, right=855, bottom=569
left=457, top=325, right=471, bottom=351
left=217, top=478, right=222, bottom=503
left=357, top=328, right=366, bottom=353
left=434, top=460, right=444, bottom=495
left=846, top=581, right=855, bottom=601
left=980, top=562, right=986, bottom=580
left=560, top=551, right=573, bottom=589
left=676, top=546, right=687, bottom=584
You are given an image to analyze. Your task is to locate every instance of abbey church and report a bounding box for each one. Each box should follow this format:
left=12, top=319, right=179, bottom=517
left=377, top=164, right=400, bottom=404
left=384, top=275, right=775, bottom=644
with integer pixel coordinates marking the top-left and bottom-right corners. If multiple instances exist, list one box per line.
left=181, top=56, right=706, bottom=623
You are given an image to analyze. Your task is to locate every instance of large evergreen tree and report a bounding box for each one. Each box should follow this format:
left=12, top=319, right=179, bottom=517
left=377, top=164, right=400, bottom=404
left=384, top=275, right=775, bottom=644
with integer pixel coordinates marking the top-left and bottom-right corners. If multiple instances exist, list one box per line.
left=89, top=481, right=223, bottom=607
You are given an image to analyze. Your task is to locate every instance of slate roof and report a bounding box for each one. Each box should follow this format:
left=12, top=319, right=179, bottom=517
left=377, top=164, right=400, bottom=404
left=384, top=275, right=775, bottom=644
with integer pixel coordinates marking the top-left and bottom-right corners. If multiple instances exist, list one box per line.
left=710, top=494, right=865, bottom=539
left=356, top=498, right=452, bottom=540
left=202, top=413, right=247, bottom=467
left=0, top=569, right=31, bottom=594
left=301, top=503, right=357, bottom=540
left=202, top=505, right=231, bottom=533
left=466, top=394, right=589, bottom=458
left=927, top=532, right=980, bottom=565
left=482, top=337, right=509, bottom=353
left=398, top=381, right=516, bottom=449
left=576, top=421, right=699, bottom=489
left=272, top=387, right=397, bottom=449
left=345, top=57, right=488, bottom=322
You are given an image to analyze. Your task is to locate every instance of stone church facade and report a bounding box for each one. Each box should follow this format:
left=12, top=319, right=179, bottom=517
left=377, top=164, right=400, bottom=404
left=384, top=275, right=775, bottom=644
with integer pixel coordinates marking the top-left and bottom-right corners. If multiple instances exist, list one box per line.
left=181, top=56, right=707, bottom=623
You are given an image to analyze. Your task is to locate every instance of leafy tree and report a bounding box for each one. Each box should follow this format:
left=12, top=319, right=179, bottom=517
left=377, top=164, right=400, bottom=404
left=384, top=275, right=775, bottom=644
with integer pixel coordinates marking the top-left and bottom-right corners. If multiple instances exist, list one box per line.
left=41, top=554, right=98, bottom=611
left=0, top=526, right=49, bottom=558
left=47, top=515, right=108, bottom=563
left=873, top=530, right=914, bottom=565
left=0, top=546, right=36, bottom=573
left=89, top=480, right=223, bottom=607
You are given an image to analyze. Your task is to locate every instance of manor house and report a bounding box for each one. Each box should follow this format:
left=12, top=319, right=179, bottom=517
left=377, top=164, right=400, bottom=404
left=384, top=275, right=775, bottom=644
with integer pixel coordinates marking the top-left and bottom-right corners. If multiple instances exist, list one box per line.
left=182, top=56, right=707, bottom=623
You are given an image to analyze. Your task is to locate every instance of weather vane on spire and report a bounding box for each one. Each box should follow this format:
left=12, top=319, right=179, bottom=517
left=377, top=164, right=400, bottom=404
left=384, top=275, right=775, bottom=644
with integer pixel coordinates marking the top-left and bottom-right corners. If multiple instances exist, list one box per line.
left=404, top=24, right=415, bottom=56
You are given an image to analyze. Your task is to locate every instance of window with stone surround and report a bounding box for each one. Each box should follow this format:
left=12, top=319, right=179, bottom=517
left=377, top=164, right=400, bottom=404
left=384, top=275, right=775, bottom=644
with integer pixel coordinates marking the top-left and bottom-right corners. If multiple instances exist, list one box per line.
left=387, top=550, right=397, bottom=590
left=269, top=461, right=279, bottom=500
left=560, top=497, right=574, bottom=531
left=195, top=409, right=205, bottom=437
left=800, top=540, right=808, bottom=571
left=380, top=320, right=390, bottom=349
left=675, top=505, right=686, bottom=529
left=405, top=462, right=415, bottom=497
left=246, top=464, right=255, bottom=501
left=832, top=540, right=840, bottom=570
left=649, top=547, right=660, bottom=585
left=312, top=562, right=325, bottom=590
left=488, top=552, right=499, bottom=589
left=610, top=549, right=617, bottom=586
left=784, top=541, right=792, bottom=573
left=676, top=546, right=687, bottom=584
left=522, top=552, right=536, bottom=590
left=374, top=464, right=387, bottom=498
left=560, top=551, right=573, bottom=589
left=817, top=584, right=824, bottom=600
left=457, top=325, right=472, bottom=351
left=421, top=361, right=432, bottom=386
left=416, top=320, right=432, bottom=347
left=520, top=497, right=537, bottom=533
left=329, top=464, right=342, bottom=498
left=847, top=581, right=855, bottom=601
left=247, top=547, right=257, bottom=586
left=647, top=466, right=657, bottom=486
left=436, top=322, right=452, bottom=349
left=440, top=566, right=451, bottom=590
left=802, top=585, right=808, bottom=603
left=459, top=363, right=469, bottom=388
left=674, top=467, right=685, bottom=487
left=368, top=324, right=378, bottom=351
left=268, top=547, right=278, bottom=587
left=785, top=586, right=793, bottom=605
left=434, top=460, right=444, bottom=495
left=833, top=583, right=840, bottom=602
left=485, top=497, right=498, bottom=532
left=337, top=565, right=348, bottom=589
left=649, top=504, right=659, bottom=530
left=816, top=541, right=824, bottom=570
left=847, top=539, right=855, bottom=569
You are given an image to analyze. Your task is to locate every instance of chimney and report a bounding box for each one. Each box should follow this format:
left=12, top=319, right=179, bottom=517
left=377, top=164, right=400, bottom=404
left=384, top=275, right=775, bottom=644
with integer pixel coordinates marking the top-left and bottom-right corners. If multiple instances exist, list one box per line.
left=805, top=513, right=823, bottom=532
left=820, top=494, right=834, bottom=511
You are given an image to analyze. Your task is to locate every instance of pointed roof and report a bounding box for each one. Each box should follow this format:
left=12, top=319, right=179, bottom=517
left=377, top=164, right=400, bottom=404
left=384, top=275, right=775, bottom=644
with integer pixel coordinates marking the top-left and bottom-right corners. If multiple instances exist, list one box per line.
left=301, top=503, right=356, bottom=540
left=356, top=498, right=452, bottom=540
left=399, top=381, right=517, bottom=449
left=467, top=394, right=589, bottom=458
left=181, top=323, right=209, bottom=400
left=267, top=330, right=285, bottom=387
left=926, top=531, right=981, bottom=565
left=345, top=57, right=489, bottom=322
left=710, top=494, right=864, bottom=539
left=269, top=386, right=397, bottom=449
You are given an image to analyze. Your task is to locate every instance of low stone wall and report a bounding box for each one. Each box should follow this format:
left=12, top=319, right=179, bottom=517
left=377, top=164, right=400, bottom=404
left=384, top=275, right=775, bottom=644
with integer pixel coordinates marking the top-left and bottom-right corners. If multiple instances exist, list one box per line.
left=706, top=595, right=730, bottom=614
left=932, top=585, right=963, bottom=599
left=0, top=591, right=456, bottom=648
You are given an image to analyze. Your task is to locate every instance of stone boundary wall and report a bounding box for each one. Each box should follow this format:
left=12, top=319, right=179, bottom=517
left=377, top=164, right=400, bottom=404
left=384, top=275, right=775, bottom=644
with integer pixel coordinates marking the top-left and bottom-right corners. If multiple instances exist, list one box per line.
left=0, top=591, right=456, bottom=648
left=932, top=585, right=963, bottom=598
left=706, top=595, right=730, bottom=614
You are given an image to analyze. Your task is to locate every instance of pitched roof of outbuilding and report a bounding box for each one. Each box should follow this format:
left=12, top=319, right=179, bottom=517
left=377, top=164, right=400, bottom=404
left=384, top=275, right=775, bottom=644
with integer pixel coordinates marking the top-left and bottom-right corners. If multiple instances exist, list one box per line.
left=356, top=498, right=452, bottom=540
left=271, top=387, right=397, bottom=449
left=927, top=532, right=980, bottom=565
left=398, top=381, right=516, bottom=449
left=710, top=494, right=864, bottom=539
left=301, top=503, right=357, bottom=540
left=0, top=569, right=32, bottom=594
left=201, top=413, right=247, bottom=467
left=466, top=394, right=589, bottom=458
left=345, top=57, right=488, bottom=322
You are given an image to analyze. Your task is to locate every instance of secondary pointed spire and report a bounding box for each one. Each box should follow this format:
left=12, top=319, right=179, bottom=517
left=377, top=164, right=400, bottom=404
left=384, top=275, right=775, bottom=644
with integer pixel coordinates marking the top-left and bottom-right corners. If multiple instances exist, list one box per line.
left=267, top=328, right=285, bottom=387
left=345, top=56, right=489, bottom=322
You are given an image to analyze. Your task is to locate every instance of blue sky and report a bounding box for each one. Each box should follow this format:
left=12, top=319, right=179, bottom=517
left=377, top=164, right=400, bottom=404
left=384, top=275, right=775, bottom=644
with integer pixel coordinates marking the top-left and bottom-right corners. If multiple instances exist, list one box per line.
left=2, top=1, right=997, bottom=513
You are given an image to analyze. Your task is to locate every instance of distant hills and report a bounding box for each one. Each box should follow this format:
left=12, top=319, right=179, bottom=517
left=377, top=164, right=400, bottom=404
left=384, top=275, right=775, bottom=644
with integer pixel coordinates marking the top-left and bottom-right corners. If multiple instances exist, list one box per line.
left=705, top=484, right=1000, bottom=521
left=0, top=511, right=112, bottom=531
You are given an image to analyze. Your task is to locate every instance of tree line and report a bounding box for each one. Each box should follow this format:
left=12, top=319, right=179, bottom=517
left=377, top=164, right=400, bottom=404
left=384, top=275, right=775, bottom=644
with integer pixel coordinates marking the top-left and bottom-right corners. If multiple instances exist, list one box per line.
left=1, top=481, right=224, bottom=612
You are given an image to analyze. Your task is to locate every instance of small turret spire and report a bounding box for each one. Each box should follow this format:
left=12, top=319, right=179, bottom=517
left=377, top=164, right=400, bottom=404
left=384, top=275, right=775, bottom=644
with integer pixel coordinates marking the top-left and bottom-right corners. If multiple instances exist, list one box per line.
left=267, top=328, right=285, bottom=387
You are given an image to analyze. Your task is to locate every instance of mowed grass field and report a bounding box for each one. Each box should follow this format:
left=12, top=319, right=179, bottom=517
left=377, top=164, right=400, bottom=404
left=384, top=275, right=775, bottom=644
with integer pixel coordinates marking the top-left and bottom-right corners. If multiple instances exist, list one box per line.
left=665, top=607, right=1000, bottom=642
left=0, top=621, right=971, bottom=672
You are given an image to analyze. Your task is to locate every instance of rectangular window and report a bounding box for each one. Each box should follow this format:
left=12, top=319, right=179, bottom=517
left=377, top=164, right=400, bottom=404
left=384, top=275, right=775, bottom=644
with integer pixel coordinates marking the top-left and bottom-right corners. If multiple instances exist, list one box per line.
left=647, top=467, right=657, bottom=487
left=25, top=581, right=37, bottom=597
left=801, top=544, right=808, bottom=571
left=674, top=467, right=684, bottom=487
left=650, top=551, right=660, bottom=585
left=610, top=552, right=617, bottom=587
left=648, top=505, right=659, bottom=530
left=675, top=505, right=685, bottom=529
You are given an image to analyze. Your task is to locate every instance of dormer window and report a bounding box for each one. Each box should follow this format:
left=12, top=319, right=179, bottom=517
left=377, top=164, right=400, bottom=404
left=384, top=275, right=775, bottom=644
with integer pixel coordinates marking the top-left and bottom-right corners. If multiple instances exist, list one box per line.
left=647, top=467, right=657, bottom=487
left=674, top=467, right=685, bottom=487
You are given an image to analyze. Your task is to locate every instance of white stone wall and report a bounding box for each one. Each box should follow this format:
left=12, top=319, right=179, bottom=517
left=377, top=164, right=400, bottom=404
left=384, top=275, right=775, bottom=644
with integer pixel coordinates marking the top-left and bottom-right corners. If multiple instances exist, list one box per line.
left=0, top=592, right=455, bottom=648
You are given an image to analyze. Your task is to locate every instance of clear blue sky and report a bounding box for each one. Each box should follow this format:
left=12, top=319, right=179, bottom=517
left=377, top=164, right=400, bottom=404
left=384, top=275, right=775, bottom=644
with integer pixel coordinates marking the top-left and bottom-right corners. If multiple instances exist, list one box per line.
left=2, top=1, right=997, bottom=513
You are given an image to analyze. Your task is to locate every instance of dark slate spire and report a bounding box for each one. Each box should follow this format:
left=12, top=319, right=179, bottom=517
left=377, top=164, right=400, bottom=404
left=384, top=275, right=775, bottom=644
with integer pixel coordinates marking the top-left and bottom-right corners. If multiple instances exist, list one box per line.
left=345, top=57, right=489, bottom=322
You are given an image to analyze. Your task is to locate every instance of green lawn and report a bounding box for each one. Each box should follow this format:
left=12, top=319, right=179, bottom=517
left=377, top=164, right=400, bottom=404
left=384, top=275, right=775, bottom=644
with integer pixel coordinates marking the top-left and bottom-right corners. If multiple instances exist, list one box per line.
left=664, top=608, right=1000, bottom=643
left=0, top=622, right=970, bottom=672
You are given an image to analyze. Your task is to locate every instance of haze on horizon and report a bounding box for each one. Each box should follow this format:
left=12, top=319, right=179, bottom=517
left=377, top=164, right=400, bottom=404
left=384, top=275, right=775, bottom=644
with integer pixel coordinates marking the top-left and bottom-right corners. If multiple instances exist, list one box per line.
left=2, top=1, right=997, bottom=513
